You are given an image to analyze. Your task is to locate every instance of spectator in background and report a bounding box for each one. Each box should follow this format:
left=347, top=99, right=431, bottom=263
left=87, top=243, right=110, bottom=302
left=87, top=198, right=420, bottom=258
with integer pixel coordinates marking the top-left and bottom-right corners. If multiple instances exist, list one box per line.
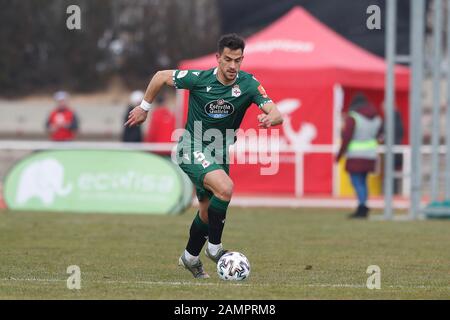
left=46, top=91, right=79, bottom=141
left=336, top=93, right=384, bottom=219
left=122, top=90, right=144, bottom=142
left=144, top=95, right=175, bottom=156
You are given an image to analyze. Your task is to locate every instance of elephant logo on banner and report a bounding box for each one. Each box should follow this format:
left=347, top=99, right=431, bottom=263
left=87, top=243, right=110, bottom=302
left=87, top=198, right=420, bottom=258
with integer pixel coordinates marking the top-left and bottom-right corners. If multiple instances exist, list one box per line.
left=277, top=99, right=317, bottom=151
left=15, top=158, right=72, bottom=205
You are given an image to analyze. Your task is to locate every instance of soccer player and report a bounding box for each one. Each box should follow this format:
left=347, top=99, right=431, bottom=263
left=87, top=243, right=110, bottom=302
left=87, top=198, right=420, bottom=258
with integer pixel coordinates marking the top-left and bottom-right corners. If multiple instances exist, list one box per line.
left=125, top=34, right=283, bottom=278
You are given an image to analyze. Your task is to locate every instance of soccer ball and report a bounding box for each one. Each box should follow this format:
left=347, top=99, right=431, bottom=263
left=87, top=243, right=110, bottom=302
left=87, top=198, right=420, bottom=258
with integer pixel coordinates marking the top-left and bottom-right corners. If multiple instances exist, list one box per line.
left=217, top=251, right=251, bottom=281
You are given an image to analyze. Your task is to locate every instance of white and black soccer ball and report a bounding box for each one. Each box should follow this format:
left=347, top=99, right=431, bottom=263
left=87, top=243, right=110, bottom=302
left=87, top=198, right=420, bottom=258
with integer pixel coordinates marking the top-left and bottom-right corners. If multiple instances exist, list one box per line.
left=217, top=251, right=250, bottom=281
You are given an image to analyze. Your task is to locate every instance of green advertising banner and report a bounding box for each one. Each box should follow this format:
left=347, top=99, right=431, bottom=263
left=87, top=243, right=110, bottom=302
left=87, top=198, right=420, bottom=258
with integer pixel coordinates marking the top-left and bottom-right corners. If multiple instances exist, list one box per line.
left=4, top=150, right=193, bottom=215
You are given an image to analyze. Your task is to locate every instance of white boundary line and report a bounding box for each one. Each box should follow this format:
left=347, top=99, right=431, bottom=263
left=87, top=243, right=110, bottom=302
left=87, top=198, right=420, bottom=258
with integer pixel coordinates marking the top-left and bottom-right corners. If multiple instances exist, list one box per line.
left=1, top=278, right=448, bottom=290
left=0, top=278, right=250, bottom=287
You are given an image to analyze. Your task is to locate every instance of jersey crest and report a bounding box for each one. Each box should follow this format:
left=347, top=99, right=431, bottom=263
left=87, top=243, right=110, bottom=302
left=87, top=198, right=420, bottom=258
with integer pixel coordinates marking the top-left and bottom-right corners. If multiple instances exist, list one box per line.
left=231, top=84, right=241, bottom=97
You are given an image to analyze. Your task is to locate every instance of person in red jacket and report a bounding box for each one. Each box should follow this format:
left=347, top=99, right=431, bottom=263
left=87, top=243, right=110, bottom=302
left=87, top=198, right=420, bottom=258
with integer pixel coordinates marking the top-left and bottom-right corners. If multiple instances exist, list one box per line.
left=336, top=93, right=384, bottom=219
left=144, top=95, right=175, bottom=156
left=46, top=91, right=79, bottom=141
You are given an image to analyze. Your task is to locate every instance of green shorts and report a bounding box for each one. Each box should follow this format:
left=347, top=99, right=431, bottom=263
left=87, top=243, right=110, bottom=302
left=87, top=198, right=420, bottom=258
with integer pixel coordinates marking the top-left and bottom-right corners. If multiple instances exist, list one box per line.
left=177, top=144, right=229, bottom=201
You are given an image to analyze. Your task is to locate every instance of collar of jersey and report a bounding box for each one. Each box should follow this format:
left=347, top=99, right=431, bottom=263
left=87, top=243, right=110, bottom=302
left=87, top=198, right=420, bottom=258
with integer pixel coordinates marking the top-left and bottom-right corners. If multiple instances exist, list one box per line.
left=213, top=67, right=239, bottom=87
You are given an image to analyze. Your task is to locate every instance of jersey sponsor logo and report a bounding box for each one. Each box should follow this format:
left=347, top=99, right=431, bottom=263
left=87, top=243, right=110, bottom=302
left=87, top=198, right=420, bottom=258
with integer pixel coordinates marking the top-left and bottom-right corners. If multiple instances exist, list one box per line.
left=192, top=72, right=200, bottom=76
left=231, top=84, right=241, bottom=97
left=206, top=86, right=212, bottom=92
left=204, top=99, right=235, bottom=119
left=177, top=70, right=188, bottom=79
left=258, top=85, right=268, bottom=98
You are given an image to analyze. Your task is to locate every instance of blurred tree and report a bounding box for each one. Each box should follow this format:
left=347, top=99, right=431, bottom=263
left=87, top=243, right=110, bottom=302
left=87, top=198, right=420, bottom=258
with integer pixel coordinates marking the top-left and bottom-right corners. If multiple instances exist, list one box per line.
left=114, top=0, right=220, bottom=88
left=0, top=0, right=220, bottom=96
left=0, top=0, right=112, bottom=95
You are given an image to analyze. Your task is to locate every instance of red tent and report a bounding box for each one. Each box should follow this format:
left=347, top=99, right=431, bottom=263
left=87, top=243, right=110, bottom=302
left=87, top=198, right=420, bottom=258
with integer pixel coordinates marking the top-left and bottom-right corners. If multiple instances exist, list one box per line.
left=178, top=6, right=410, bottom=196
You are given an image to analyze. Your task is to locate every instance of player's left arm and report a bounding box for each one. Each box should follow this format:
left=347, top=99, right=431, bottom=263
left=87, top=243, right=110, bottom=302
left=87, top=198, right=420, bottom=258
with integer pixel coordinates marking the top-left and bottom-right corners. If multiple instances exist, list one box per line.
left=257, top=102, right=283, bottom=128
left=251, top=78, right=283, bottom=128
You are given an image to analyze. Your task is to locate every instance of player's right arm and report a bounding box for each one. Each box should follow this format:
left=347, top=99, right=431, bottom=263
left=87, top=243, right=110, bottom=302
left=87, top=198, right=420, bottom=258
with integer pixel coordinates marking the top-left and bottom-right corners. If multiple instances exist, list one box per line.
left=125, top=69, right=201, bottom=127
left=124, top=70, right=175, bottom=127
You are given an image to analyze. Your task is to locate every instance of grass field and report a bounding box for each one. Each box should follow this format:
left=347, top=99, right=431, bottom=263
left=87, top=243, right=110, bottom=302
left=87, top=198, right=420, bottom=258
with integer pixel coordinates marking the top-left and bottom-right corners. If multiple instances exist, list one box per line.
left=0, top=207, right=449, bottom=299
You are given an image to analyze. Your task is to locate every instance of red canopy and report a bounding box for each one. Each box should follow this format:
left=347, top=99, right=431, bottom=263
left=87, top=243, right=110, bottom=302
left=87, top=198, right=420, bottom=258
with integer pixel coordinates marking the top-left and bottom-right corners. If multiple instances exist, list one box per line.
left=178, top=6, right=410, bottom=196
left=180, top=6, right=409, bottom=89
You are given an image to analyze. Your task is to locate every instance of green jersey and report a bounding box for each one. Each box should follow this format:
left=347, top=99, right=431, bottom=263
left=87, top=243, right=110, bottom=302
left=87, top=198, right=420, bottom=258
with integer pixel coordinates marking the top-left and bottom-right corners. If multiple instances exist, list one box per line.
left=173, top=67, right=272, bottom=200
left=173, top=68, right=273, bottom=150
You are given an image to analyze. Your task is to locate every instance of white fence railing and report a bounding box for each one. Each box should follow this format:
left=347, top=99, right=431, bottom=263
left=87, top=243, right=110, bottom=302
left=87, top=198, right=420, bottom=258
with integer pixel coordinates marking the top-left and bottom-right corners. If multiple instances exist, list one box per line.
left=0, top=140, right=444, bottom=198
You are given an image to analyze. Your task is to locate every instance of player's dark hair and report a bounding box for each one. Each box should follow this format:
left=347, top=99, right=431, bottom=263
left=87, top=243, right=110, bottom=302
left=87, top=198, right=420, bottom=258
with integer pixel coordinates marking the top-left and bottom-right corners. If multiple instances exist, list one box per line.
left=218, top=33, right=245, bottom=54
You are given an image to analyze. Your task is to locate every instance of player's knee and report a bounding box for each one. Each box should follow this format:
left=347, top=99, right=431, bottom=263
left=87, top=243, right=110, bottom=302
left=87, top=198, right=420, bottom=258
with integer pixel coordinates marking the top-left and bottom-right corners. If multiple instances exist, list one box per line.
left=216, top=180, right=234, bottom=201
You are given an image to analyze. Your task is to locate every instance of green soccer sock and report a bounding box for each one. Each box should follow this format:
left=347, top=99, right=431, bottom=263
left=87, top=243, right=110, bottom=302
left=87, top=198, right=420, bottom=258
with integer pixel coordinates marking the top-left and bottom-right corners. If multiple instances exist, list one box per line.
left=185, top=211, right=209, bottom=256
left=207, top=196, right=230, bottom=245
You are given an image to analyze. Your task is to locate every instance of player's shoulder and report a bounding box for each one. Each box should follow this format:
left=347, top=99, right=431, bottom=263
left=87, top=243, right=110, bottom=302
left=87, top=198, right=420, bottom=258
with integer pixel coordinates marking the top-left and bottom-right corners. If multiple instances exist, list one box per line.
left=238, top=70, right=262, bottom=88
left=174, top=68, right=213, bottom=89
left=239, top=70, right=259, bottom=82
left=177, top=68, right=214, bottom=78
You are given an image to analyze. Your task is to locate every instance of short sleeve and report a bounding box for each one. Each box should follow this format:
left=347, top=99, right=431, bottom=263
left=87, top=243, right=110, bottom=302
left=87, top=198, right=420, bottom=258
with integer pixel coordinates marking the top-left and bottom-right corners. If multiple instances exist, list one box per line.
left=173, top=70, right=201, bottom=90
left=251, top=77, right=273, bottom=109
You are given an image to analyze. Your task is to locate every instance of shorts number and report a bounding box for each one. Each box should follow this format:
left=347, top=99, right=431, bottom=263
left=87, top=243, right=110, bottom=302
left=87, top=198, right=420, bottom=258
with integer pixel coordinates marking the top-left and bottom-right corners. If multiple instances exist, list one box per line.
left=193, top=151, right=211, bottom=169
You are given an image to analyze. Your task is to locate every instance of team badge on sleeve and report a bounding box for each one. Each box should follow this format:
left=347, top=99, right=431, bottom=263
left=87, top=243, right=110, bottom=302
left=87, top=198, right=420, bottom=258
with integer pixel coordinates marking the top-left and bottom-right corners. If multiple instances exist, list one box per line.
left=177, top=70, right=188, bottom=79
left=231, top=84, right=241, bottom=97
left=258, top=85, right=268, bottom=98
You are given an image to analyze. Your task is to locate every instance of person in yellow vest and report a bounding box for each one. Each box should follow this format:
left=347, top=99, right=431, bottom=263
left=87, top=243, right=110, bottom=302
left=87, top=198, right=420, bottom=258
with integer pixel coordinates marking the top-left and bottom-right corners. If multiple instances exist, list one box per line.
left=336, top=93, right=384, bottom=218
